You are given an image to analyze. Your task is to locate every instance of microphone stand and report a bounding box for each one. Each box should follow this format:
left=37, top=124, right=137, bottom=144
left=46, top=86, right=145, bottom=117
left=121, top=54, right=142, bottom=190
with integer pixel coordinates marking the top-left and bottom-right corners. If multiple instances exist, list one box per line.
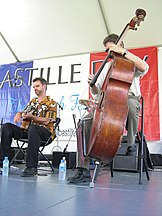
left=0, top=118, right=3, bottom=144
left=51, top=102, right=63, bottom=152
left=62, top=114, right=77, bottom=157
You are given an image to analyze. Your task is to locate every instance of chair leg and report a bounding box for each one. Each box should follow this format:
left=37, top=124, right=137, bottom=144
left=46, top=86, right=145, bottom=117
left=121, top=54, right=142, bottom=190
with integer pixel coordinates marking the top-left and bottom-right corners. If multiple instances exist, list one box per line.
left=38, top=146, right=54, bottom=172
left=110, top=160, right=114, bottom=178
left=38, top=150, right=55, bottom=172
left=137, top=131, right=150, bottom=184
left=10, top=141, right=26, bottom=165
left=138, top=96, right=150, bottom=184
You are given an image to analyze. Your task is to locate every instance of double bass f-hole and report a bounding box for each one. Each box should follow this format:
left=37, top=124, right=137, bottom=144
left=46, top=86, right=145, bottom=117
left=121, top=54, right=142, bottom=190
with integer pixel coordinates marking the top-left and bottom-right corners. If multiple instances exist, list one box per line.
left=98, top=91, right=105, bottom=109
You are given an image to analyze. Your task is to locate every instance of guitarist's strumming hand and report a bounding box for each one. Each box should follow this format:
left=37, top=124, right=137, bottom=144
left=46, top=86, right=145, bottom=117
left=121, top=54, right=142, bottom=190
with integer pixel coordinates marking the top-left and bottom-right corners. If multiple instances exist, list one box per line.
left=14, top=112, right=22, bottom=124
left=22, top=113, right=33, bottom=120
left=23, top=112, right=55, bottom=126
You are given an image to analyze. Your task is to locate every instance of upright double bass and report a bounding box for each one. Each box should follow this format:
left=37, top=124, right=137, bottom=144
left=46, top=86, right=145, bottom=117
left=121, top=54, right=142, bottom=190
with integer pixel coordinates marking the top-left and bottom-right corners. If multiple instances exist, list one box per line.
left=87, top=9, right=146, bottom=162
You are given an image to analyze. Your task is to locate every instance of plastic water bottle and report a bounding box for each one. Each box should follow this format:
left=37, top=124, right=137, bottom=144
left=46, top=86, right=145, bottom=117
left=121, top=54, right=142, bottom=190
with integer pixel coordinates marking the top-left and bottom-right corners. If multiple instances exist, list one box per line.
left=62, top=156, right=67, bottom=172
left=2, top=156, right=9, bottom=176
left=58, top=159, right=66, bottom=181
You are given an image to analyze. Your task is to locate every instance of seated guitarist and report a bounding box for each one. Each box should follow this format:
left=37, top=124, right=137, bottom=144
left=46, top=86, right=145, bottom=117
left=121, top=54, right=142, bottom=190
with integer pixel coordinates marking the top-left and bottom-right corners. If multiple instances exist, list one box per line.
left=0, top=77, right=57, bottom=177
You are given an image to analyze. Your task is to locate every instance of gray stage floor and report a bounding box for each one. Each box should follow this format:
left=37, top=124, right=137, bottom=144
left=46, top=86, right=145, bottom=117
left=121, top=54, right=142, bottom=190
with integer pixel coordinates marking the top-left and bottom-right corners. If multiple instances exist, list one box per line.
left=0, top=165, right=162, bottom=216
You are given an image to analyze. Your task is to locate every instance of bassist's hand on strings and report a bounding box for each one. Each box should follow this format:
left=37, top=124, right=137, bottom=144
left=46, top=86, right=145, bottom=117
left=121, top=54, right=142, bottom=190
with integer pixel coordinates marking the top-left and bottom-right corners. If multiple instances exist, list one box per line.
left=88, top=74, right=99, bottom=95
left=88, top=74, right=94, bottom=84
left=108, top=44, right=125, bottom=55
left=106, top=43, right=148, bottom=72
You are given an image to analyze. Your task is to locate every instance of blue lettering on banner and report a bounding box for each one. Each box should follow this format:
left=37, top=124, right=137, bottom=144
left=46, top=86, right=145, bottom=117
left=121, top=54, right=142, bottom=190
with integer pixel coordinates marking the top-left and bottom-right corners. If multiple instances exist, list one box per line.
left=70, top=94, right=80, bottom=111
left=57, top=94, right=86, bottom=112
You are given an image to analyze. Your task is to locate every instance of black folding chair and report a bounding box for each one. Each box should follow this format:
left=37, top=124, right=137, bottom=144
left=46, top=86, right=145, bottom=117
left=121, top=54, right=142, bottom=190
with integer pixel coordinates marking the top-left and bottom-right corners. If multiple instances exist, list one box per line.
left=10, top=117, right=61, bottom=173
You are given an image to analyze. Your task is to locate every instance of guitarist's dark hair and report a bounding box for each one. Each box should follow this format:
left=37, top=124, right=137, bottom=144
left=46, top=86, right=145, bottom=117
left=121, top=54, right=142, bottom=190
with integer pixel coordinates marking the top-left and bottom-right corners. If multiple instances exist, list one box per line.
left=33, top=77, right=47, bottom=90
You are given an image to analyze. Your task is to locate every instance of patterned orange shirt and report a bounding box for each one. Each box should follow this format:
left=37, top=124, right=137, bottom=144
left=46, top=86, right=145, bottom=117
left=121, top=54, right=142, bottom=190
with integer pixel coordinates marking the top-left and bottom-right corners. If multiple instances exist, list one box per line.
left=21, top=96, right=57, bottom=140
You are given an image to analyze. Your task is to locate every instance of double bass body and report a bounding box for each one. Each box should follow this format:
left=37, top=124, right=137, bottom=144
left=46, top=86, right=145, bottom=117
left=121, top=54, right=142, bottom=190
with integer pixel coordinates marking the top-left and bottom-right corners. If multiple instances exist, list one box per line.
left=87, top=56, right=135, bottom=162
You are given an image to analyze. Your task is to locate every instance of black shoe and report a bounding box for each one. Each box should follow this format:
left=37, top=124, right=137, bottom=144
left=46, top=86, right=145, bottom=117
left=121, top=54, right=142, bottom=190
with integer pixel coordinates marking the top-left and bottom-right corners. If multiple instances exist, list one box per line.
left=67, top=168, right=83, bottom=182
left=67, top=168, right=91, bottom=184
left=125, top=146, right=136, bottom=156
left=20, top=167, right=37, bottom=177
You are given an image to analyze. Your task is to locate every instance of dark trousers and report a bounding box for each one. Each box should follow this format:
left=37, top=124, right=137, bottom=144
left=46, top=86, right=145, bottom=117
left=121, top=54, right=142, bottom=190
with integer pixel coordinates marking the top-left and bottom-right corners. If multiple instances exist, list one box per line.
left=0, top=123, right=51, bottom=168
left=76, top=112, right=93, bottom=169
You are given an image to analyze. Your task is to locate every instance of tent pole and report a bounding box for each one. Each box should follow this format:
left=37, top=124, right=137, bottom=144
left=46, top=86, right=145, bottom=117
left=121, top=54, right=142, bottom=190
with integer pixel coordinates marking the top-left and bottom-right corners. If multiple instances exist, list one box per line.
left=0, top=31, right=20, bottom=62
left=97, top=0, right=110, bottom=35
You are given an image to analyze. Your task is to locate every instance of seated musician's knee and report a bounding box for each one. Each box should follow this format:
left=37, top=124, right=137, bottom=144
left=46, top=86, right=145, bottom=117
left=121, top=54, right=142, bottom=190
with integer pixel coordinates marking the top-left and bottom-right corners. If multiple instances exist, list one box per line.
left=2, top=122, right=12, bottom=129
left=28, top=124, right=39, bottom=135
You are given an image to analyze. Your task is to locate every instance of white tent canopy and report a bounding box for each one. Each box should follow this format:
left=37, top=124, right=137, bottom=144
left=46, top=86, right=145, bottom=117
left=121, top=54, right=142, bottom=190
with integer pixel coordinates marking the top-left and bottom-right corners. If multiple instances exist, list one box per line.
left=0, top=0, right=161, bottom=65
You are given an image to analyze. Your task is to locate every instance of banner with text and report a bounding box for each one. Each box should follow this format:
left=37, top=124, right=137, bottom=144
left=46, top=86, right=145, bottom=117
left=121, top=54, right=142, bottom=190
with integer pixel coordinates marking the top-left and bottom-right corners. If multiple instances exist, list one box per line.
left=0, top=47, right=160, bottom=153
left=90, top=46, right=159, bottom=141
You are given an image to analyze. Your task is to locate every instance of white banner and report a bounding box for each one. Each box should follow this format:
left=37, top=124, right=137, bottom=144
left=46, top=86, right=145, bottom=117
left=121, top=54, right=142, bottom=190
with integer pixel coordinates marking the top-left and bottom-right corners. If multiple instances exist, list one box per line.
left=31, top=54, right=90, bottom=152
